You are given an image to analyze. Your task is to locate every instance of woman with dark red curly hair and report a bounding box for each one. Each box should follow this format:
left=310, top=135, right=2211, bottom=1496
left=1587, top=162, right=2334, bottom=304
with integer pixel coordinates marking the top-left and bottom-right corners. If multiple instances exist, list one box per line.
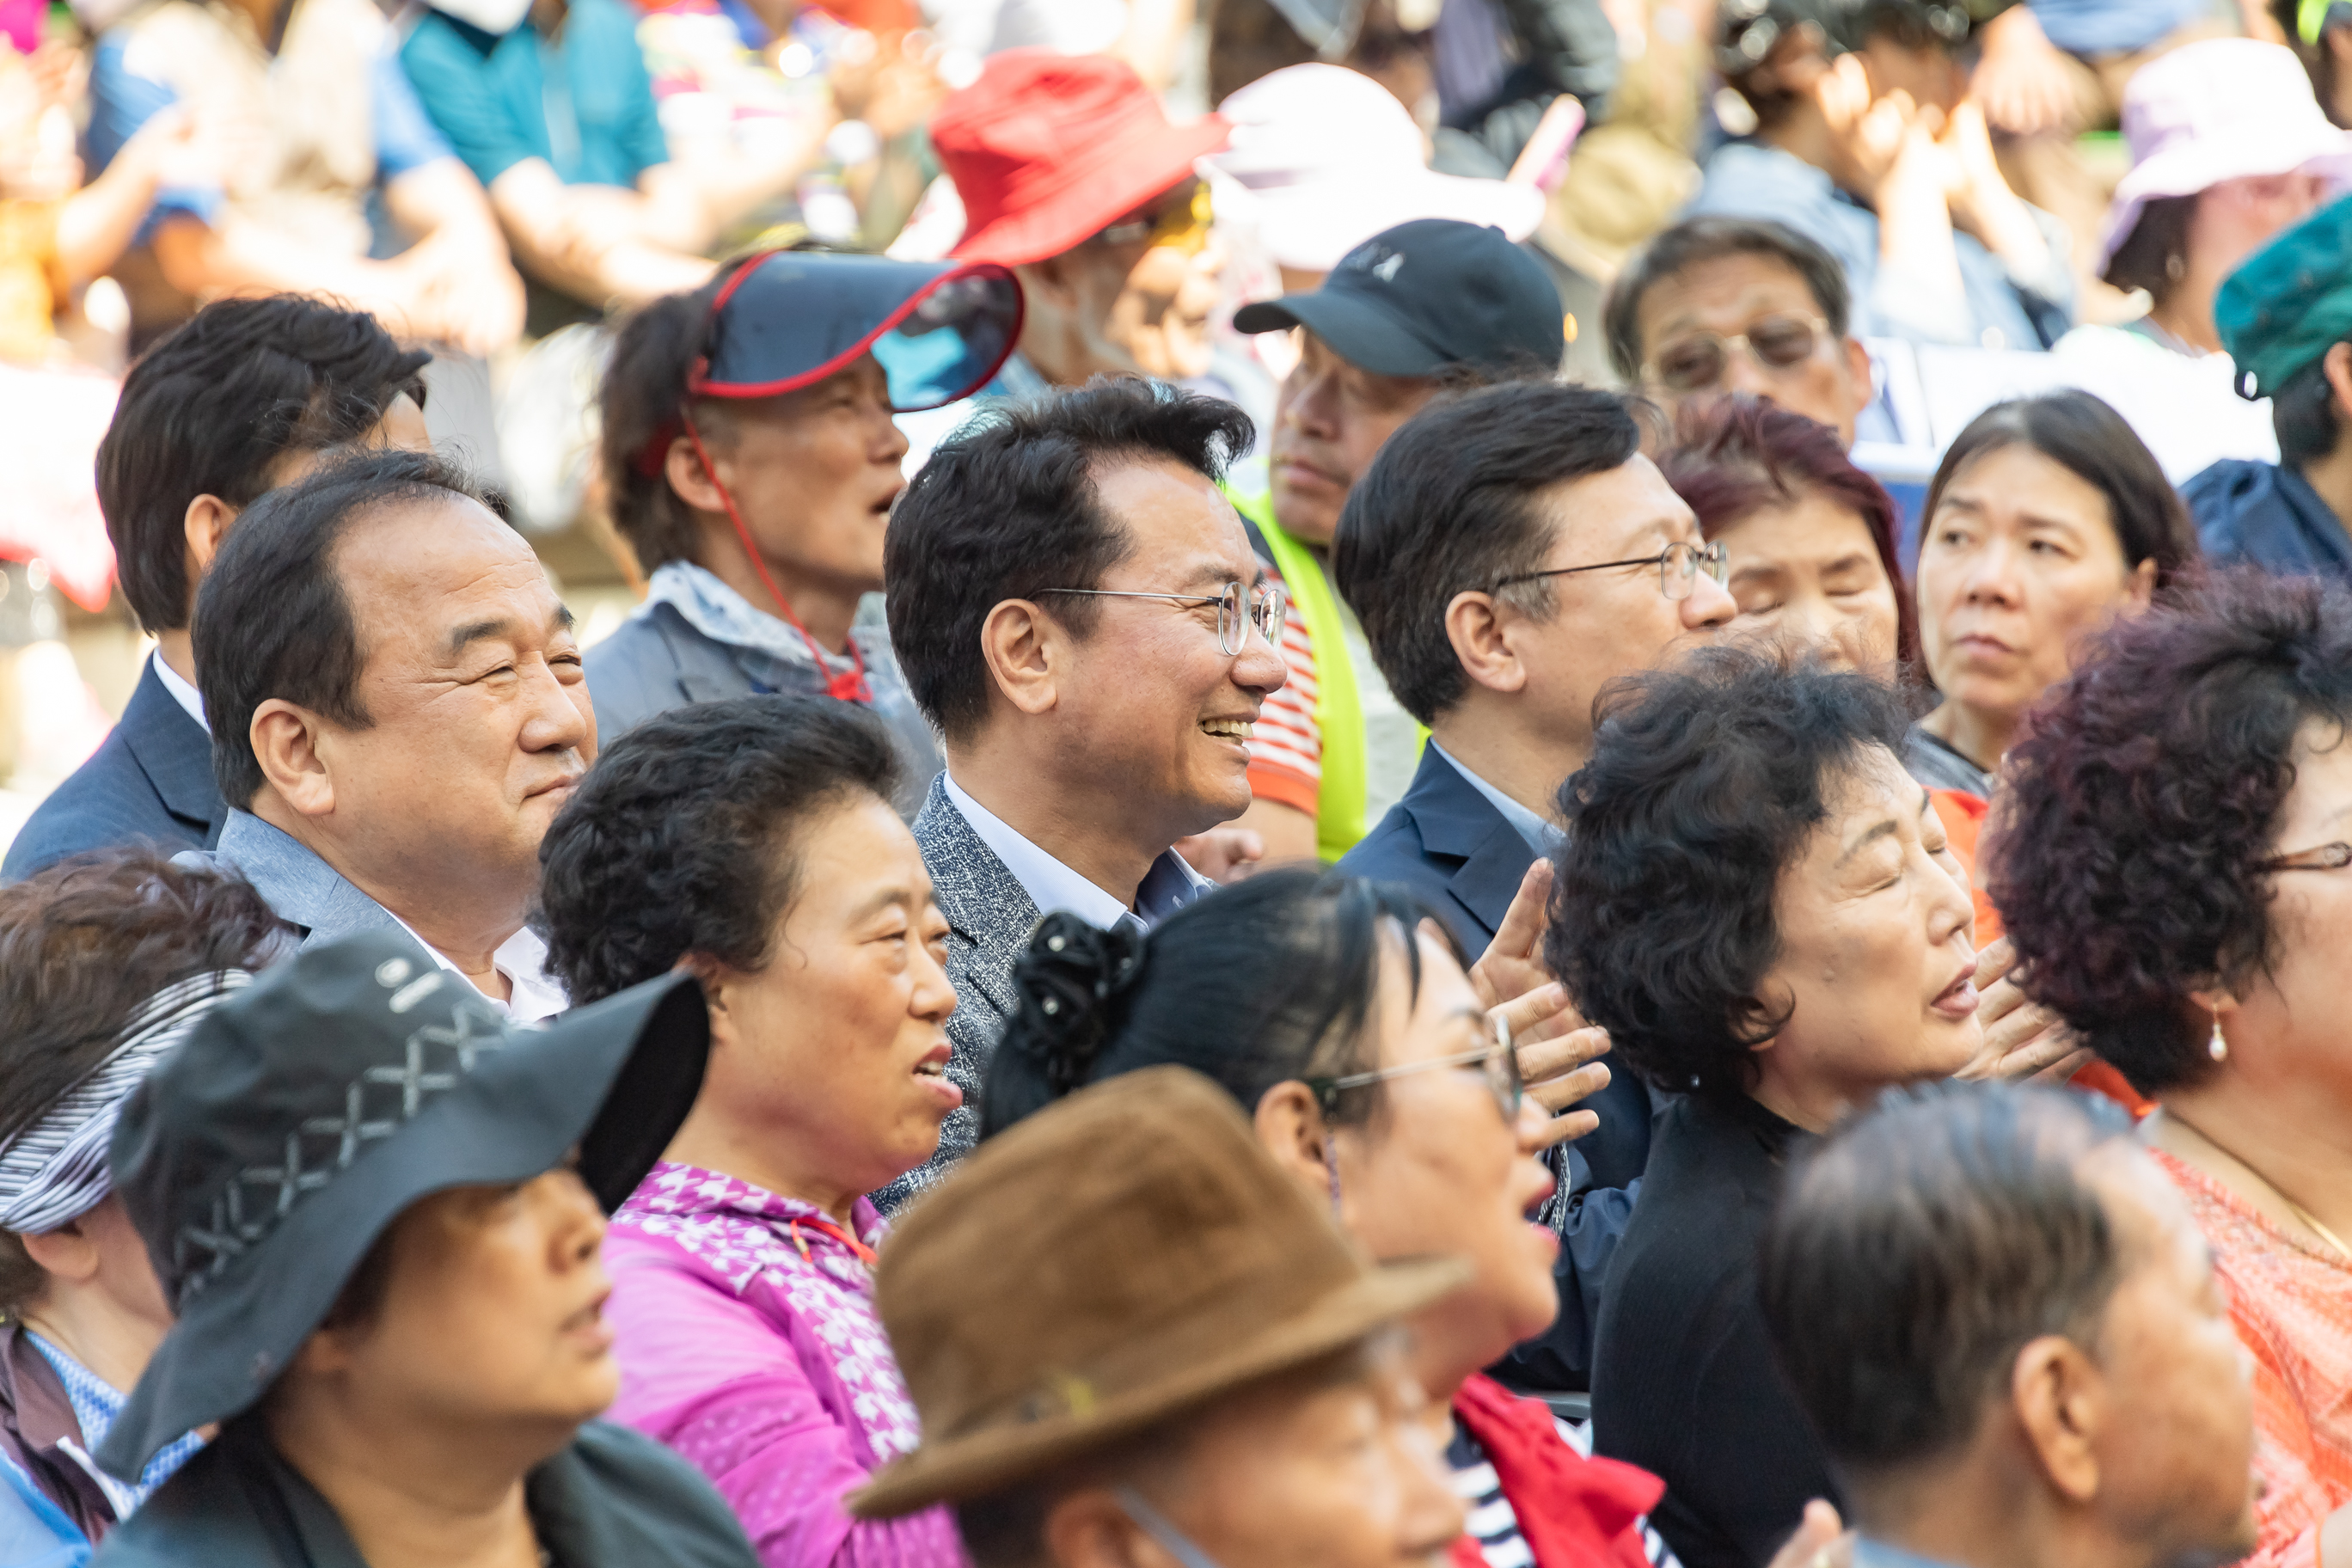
left=1659, top=394, right=1917, bottom=679
left=1990, top=568, right=2352, bottom=1568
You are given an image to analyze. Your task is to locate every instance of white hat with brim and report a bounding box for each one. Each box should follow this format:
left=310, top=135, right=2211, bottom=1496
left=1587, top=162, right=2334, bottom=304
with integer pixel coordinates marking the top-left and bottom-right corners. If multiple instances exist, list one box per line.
left=1202, top=62, right=1546, bottom=274
left=2098, top=38, right=2352, bottom=274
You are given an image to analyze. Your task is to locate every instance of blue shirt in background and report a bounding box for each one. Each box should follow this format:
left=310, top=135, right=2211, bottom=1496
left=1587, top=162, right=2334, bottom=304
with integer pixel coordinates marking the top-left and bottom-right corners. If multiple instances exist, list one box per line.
left=1687, top=141, right=2074, bottom=351
left=2028, top=0, right=2212, bottom=57
left=399, top=0, right=671, bottom=191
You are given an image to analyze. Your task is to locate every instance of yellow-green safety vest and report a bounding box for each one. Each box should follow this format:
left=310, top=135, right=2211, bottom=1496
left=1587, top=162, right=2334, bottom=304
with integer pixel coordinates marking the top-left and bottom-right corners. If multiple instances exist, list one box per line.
left=1230, top=488, right=1425, bottom=863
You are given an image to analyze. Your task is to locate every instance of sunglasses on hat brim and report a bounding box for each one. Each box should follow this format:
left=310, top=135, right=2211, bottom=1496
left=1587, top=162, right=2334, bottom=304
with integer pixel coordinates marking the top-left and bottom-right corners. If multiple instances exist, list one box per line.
left=664, top=245, right=1023, bottom=412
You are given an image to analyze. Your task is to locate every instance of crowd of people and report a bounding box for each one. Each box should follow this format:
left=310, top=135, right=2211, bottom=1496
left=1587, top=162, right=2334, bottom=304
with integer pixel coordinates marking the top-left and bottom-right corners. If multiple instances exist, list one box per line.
left=3, top=2, right=2352, bottom=1568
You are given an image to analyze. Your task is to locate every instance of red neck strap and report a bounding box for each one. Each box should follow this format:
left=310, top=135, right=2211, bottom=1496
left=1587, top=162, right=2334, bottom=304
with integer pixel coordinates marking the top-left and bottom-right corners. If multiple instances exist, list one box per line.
left=681, top=413, right=873, bottom=705
left=788, top=1214, right=879, bottom=1268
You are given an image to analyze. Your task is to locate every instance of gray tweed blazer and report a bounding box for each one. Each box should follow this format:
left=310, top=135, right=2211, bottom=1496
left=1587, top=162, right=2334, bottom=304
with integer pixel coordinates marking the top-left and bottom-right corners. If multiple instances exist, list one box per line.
left=871, top=775, right=1042, bottom=1213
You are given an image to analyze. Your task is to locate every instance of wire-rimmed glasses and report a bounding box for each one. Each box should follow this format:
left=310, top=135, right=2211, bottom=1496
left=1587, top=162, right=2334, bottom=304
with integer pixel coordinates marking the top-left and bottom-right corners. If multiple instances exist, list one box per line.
left=1035, top=581, right=1288, bottom=657
left=1304, top=1011, right=1521, bottom=1123
left=1644, top=314, right=1831, bottom=393
left=1491, top=539, right=1729, bottom=603
left=2263, top=842, right=2352, bottom=873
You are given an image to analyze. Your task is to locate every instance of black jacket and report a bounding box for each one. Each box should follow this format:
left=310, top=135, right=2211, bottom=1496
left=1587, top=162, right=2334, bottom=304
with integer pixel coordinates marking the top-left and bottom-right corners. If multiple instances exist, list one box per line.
left=1336, top=744, right=1652, bottom=1392
left=1591, top=1093, right=1840, bottom=1568
left=93, top=1415, right=763, bottom=1568
left=3, top=659, right=224, bottom=880
left=0, top=1320, right=117, bottom=1546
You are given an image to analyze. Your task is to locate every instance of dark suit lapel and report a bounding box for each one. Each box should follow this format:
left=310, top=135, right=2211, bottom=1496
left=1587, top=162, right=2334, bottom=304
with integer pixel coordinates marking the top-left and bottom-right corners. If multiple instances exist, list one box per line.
left=1399, top=747, right=1540, bottom=942
left=118, top=664, right=226, bottom=843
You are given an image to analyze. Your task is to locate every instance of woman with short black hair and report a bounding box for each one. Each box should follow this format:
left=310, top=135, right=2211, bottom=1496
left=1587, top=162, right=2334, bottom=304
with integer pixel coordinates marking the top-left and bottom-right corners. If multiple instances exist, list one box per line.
left=1990, top=569, right=2352, bottom=1568
left=536, top=695, right=967, bottom=1568
left=1551, top=646, right=1984, bottom=1568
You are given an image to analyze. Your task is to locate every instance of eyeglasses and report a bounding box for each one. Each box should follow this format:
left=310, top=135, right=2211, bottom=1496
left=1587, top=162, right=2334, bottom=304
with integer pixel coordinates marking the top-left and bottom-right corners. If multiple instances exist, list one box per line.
left=1645, top=314, right=1831, bottom=394
left=1096, top=183, right=1213, bottom=254
left=1034, top=580, right=1288, bottom=657
left=1491, top=539, right=1730, bottom=602
left=1305, top=1011, right=1521, bottom=1123
left=2263, top=841, right=2352, bottom=872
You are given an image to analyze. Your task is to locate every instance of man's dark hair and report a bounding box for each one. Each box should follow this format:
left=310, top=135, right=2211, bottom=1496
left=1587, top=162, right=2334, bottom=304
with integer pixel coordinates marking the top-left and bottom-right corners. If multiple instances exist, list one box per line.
left=885, top=377, right=1254, bottom=742
left=1603, top=218, right=1853, bottom=383
left=194, top=448, right=493, bottom=811
left=1332, top=382, right=1640, bottom=726
left=99, top=296, right=432, bottom=634
left=2102, top=195, right=2197, bottom=308
left=1990, top=569, right=2352, bottom=1094
left=0, top=849, right=289, bottom=1315
left=536, top=695, right=903, bottom=1004
left=2271, top=345, right=2351, bottom=469
left=1922, top=391, right=2201, bottom=587
left=1761, top=1081, right=2134, bottom=1499
left=1545, top=646, right=1914, bottom=1099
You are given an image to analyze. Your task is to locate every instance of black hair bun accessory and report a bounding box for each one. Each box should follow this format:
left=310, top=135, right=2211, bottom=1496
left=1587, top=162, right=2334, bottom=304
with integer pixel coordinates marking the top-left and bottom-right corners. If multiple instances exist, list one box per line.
left=1012, top=912, right=1148, bottom=1096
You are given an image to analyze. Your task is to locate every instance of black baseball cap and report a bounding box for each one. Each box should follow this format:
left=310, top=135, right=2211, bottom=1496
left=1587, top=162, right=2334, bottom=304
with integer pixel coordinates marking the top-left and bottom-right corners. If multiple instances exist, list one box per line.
left=1232, top=218, right=1565, bottom=379
left=97, top=932, right=711, bottom=1479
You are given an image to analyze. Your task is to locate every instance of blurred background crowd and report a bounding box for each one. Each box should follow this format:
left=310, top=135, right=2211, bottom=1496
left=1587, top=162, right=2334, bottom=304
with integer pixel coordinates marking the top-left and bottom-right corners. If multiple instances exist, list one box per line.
left=3, top=0, right=2350, bottom=848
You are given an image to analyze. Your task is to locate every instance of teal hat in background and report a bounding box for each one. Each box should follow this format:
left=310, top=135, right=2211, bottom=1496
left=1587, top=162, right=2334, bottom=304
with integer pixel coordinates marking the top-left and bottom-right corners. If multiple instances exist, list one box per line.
left=2216, top=194, right=2352, bottom=401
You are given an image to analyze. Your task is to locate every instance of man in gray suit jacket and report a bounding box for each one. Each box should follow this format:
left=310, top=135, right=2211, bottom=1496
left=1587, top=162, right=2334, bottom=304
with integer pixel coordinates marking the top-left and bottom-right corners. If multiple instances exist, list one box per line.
left=181, top=448, right=586, bottom=1023
left=874, top=381, right=1290, bottom=1209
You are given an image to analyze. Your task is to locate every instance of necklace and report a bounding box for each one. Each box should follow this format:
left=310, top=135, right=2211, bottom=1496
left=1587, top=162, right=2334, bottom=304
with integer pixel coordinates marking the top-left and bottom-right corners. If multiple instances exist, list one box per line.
left=2164, top=1112, right=2352, bottom=1264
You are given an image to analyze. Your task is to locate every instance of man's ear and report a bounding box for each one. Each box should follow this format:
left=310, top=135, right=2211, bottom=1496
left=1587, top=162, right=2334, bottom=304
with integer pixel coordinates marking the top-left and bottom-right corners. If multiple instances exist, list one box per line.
left=2012, top=1333, right=2104, bottom=1504
left=1016, top=256, right=1081, bottom=312
left=183, top=494, right=238, bottom=592
left=978, top=599, right=1063, bottom=718
left=1042, top=1486, right=1164, bottom=1568
left=18, top=1220, right=99, bottom=1287
left=2324, top=342, right=2352, bottom=437
left=1443, top=589, right=1528, bottom=697
left=250, top=699, right=337, bottom=819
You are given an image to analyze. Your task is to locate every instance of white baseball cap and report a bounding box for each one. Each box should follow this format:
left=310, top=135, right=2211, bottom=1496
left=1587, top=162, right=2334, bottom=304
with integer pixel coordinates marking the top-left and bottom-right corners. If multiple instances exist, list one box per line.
left=1202, top=64, right=1544, bottom=274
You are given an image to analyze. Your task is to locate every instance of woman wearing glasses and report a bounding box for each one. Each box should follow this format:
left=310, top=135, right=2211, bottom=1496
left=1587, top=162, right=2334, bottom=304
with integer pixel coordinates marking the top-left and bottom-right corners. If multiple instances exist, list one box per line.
left=1910, top=390, right=2200, bottom=800
left=1990, top=572, right=2352, bottom=1568
left=1552, top=647, right=1984, bottom=1568
left=590, top=248, right=1025, bottom=807
left=977, top=870, right=1715, bottom=1568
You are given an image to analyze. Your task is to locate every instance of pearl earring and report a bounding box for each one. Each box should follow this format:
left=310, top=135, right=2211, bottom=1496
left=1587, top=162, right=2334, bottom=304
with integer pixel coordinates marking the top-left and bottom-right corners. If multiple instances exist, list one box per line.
left=2209, top=1013, right=2229, bottom=1063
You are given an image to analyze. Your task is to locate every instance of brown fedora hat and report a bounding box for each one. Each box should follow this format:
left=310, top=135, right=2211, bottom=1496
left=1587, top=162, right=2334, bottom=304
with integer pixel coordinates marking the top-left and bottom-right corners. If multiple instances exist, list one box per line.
left=850, top=1065, right=1470, bottom=1518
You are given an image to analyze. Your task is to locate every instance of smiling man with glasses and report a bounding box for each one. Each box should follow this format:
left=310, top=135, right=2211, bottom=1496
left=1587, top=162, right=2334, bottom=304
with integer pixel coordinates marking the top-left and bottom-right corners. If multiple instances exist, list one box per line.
left=1332, top=381, right=1736, bottom=1394
left=878, top=378, right=1289, bottom=1210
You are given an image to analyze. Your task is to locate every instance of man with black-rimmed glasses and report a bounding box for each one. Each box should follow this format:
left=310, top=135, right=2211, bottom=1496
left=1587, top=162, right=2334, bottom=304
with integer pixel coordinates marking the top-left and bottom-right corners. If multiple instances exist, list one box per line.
left=1334, top=380, right=1737, bottom=1395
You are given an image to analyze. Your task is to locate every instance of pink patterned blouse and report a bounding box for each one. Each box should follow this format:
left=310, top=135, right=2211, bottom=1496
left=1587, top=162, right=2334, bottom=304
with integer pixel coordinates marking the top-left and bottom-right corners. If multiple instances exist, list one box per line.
left=604, top=1161, right=967, bottom=1568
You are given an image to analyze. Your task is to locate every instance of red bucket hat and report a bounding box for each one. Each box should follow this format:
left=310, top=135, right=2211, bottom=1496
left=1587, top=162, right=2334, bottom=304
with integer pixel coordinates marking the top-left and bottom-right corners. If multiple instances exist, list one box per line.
left=934, top=50, right=1229, bottom=269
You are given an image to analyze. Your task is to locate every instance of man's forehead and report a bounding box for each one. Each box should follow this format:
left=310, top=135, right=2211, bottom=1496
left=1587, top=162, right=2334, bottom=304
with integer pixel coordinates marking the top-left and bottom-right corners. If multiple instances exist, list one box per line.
left=334, top=494, right=556, bottom=626
left=1092, top=454, right=1256, bottom=565
left=1647, top=254, right=1820, bottom=334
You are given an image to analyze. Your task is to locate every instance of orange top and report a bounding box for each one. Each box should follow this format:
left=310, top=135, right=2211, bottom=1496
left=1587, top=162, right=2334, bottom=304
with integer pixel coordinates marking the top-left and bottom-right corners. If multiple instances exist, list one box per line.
left=2152, top=1148, right=2352, bottom=1568
left=1931, top=786, right=2159, bottom=1118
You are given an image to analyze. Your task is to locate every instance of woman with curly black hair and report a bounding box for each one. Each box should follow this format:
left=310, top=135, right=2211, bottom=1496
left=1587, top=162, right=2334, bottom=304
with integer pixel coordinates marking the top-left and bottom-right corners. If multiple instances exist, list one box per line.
left=1989, top=569, right=2352, bottom=1568
left=533, top=694, right=968, bottom=1568
left=1548, top=646, right=1986, bottom=1568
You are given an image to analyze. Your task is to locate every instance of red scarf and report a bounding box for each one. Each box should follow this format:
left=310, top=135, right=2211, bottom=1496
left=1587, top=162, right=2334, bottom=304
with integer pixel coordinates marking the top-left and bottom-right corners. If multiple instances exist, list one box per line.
left=1449, top=1373, right=1666, bottom=1568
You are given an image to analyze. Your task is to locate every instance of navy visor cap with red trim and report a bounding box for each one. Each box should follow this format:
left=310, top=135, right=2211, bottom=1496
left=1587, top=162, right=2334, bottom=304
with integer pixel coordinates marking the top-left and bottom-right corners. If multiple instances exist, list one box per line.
left=689, top=250, right=1025, bottom=409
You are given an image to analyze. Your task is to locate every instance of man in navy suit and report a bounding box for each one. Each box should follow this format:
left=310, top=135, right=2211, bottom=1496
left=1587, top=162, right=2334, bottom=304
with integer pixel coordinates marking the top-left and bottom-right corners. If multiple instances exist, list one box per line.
left=4, top=297, right=433, bottom=880
left=1333, top=381, right=1736, bottom=1391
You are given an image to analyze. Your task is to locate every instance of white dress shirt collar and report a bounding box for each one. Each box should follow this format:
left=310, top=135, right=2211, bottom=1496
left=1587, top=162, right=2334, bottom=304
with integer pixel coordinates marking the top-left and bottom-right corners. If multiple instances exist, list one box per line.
left=942, top=771, right=1210, bottom=934
left=1430, top=740, right=1564, bottom=857
left=384, top=912, right=569, bottom=1024
left=151, top=651, right=207, bottom=732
